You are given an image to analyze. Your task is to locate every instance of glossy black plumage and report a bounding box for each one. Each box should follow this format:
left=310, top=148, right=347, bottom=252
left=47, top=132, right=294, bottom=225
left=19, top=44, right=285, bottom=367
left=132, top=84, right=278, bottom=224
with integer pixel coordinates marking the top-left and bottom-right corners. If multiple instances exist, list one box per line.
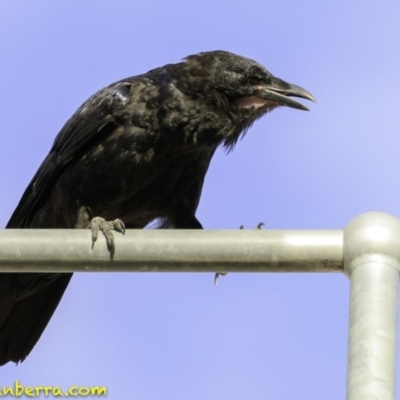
left=0, top=50, right=314, bottom=365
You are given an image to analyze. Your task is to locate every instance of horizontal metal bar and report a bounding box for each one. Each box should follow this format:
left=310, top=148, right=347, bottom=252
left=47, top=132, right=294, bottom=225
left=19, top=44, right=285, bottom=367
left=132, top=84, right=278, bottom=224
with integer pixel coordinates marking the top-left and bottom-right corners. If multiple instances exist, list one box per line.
left=0, top=229, right=343, bottom=273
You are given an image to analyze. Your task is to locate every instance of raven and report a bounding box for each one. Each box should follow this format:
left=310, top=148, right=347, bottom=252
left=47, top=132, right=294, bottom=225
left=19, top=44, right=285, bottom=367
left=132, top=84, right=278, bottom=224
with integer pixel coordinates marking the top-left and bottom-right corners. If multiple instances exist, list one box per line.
left=0, top=50, right=314, bottom=365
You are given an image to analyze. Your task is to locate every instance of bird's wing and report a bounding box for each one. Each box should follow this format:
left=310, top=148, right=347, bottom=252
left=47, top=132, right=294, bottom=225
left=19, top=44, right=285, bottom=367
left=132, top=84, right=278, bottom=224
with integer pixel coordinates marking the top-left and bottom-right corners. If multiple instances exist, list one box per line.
left=6, top=81, right=136, bottom=228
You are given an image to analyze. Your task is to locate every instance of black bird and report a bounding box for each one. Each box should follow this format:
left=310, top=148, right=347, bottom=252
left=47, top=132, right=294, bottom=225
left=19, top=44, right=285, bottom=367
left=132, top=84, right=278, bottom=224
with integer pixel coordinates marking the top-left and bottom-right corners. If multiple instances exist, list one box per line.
left=0, top=50, right=314, bottom=365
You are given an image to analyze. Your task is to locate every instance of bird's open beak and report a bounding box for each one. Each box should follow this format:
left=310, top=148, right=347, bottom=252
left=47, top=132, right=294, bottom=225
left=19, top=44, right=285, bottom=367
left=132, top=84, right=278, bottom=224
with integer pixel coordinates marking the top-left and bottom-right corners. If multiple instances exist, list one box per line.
left=257, top=81, right=316, bottom=111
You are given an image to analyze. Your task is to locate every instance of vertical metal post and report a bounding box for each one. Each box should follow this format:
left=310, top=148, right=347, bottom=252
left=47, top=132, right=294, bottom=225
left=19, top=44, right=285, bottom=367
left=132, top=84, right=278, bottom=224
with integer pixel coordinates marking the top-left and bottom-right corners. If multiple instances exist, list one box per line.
left=344, top=212, right=400, bottom=400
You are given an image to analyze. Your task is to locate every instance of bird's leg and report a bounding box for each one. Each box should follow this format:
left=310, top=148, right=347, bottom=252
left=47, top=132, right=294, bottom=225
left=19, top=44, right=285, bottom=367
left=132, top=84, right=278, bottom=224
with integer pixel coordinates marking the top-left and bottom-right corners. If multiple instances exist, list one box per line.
left=75, top=206, right=125, bottom=258
left=214, top=222, right=264, bottom=286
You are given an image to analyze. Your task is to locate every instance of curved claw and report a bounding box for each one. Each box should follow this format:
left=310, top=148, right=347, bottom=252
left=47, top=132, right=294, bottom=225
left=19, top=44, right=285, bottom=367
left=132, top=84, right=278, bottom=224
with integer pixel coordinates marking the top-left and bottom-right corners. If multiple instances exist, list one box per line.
left=88, top=217, right=101, bottom=248
left=240, top=222, right=265, bottom=230
left=214, top=272, right=227, bottom=286
left=112, top=219, right=126, bottom=235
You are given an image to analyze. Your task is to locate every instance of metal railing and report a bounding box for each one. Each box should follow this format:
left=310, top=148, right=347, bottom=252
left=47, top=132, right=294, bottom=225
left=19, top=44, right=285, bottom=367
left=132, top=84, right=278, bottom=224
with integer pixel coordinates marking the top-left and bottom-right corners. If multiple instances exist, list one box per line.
left=0, top=211, right=399, bottom=400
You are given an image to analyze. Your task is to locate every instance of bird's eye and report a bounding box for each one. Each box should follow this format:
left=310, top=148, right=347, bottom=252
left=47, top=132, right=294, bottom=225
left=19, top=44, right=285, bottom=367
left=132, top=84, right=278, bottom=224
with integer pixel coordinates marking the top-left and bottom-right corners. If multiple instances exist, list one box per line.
left=248, top=74, right=263, bottom=84
left=247, top=67, right=267, bottom=85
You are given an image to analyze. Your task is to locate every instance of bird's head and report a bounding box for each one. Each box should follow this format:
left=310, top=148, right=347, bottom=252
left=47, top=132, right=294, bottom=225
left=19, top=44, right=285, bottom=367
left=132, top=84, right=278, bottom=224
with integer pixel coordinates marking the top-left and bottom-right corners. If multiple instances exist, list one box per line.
left=178, top=50, right=315, bottom=148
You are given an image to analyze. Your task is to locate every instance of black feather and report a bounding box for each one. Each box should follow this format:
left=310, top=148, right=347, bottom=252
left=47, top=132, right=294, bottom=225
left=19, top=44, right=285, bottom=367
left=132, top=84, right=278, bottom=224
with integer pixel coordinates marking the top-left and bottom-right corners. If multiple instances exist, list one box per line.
left=1, top=50, right=313, bottom=365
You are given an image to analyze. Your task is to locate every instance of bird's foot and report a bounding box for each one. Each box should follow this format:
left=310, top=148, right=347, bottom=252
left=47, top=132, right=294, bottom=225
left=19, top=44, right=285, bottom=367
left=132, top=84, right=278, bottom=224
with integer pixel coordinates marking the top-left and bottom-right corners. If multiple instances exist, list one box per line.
left=88, top=217, right=125, bottom=258
left=214, top=222, right=264, bottom=286
left=239, top=222, right=265, bottom=230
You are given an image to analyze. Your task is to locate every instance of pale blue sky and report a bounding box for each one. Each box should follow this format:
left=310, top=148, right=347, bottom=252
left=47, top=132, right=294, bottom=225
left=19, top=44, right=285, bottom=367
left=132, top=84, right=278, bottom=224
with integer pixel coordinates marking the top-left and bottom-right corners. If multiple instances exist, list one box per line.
left=1, top=1, right=400, bottom=399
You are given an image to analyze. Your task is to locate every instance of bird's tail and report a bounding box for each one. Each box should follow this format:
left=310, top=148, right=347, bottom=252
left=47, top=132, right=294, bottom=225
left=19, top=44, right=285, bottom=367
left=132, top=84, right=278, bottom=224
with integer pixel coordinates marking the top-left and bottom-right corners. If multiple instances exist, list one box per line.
left=0, top=273, right=72, bottom=366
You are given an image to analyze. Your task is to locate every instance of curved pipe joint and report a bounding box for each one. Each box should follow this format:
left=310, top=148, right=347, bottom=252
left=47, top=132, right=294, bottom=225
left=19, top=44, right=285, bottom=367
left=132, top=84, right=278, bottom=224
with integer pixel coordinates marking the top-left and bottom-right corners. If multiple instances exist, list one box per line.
left=344, top=212, right=400, bottom=400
